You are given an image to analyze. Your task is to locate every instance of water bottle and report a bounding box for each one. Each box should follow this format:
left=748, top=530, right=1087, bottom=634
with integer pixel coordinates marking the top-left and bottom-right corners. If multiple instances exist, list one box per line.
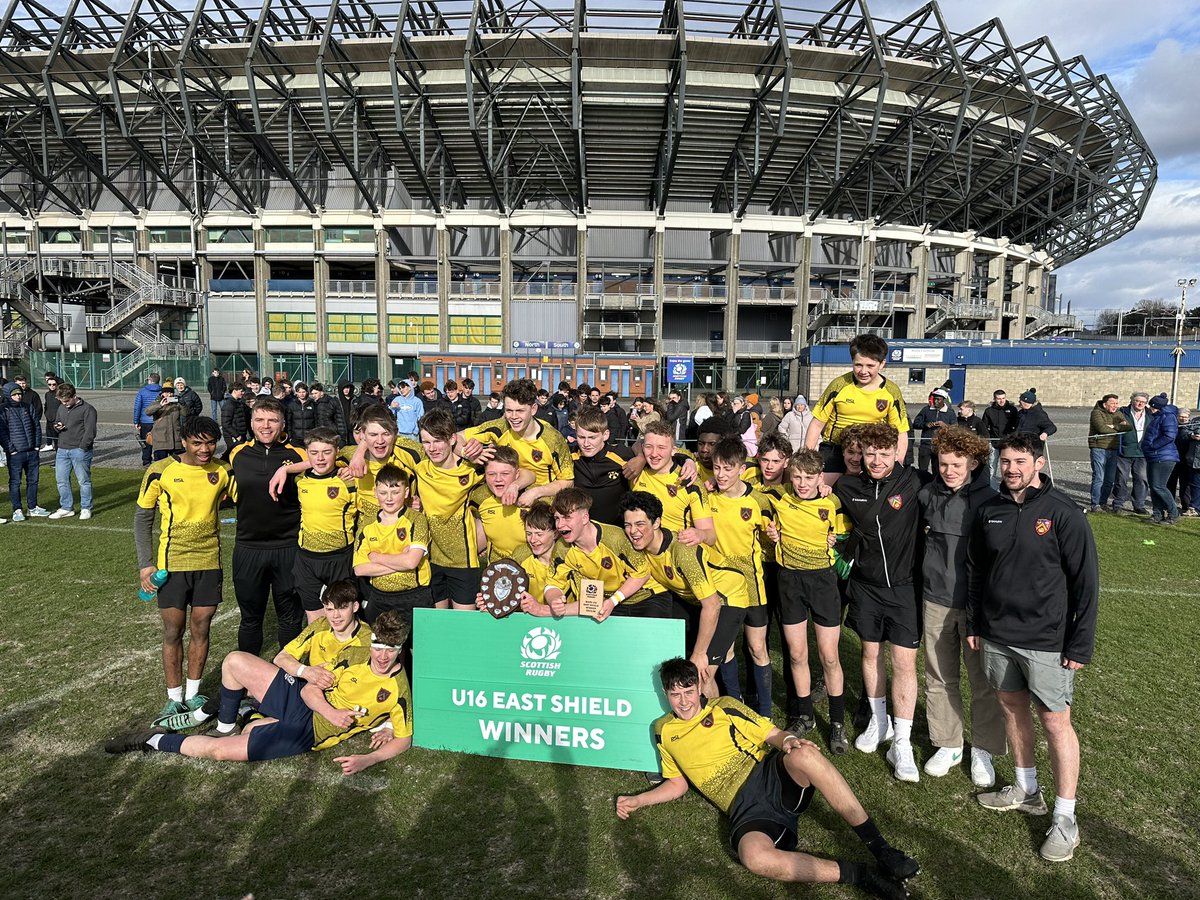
left=139, top=569, right=169, bottom=602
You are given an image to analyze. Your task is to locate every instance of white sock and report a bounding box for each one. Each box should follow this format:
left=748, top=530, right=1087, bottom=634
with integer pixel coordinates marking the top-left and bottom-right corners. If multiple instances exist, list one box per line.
left=1015, top=766, right=1039, bottom=795
left=216, top=721, right=236, bottom=735
left=185, top=678, right=202, bottom=700
left=146, top=734, right=164, bottom=750
left=1053, top=796, right=1076, bottom=821
left=167, top=686, right=183, bottom=702
left=892, top=717, right=913, bottom=744
left=869, top=696, right=887, bottom=724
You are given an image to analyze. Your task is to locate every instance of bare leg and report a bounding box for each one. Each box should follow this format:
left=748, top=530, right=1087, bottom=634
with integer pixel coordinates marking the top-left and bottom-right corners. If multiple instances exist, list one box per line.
left=177, top=733, right=254, bottom=761
left=700, top=664, right=719, bottom=699
left=435, top=599, right=451, bottom=610
left=160, top=608, right=186, bottom=690
left=783, top=621, right=811, bottom=696
left=782, top=742, right=869, bottom=826
left=451, top=601, right=477, bottom=611
left=187, top=606, right=218, bottom=681
left=305, top=608, right=324, bottom=624
left=220, top=650, right=284, bottom=698
left=814, top=624, right=844, bottom=696
left=1037, top=706, right=1080, bottom=799
left=738, top=832, right=840, bottom=884
left=996, top=689, right=1037, bottom=768
left=860, top=640, right=885, bottom=699
left=744, top=624, right=770, bottom=667
left=889, top=645, right=918, bottom=720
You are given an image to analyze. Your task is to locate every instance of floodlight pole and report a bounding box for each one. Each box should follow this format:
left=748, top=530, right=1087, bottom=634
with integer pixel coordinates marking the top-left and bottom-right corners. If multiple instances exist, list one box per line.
left=1171, top=278, right=1196, bottom=405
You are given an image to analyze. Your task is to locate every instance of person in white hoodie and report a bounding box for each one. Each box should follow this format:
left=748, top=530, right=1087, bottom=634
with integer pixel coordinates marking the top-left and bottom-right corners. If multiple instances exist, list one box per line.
left=778, top=395, right=813, bottom=449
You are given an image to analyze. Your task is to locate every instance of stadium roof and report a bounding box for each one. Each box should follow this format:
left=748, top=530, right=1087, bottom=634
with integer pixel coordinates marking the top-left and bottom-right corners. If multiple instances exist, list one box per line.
left=0, top=0, right=1156, bottom=265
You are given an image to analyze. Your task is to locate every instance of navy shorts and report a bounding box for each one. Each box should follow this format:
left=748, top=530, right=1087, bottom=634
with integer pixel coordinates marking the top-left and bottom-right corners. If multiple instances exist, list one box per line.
left=246, top=669, right=317, bottom=761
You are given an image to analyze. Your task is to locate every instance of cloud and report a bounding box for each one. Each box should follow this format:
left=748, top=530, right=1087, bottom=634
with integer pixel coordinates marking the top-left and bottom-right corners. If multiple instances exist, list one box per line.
left=1117, top=40, right=1200, bottom=170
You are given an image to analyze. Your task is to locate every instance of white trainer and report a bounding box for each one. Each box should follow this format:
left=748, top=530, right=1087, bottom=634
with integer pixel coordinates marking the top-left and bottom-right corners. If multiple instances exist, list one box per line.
left=854, top=715, right=894, bottom=753
left=80, top=509, right=93, bottom=520
left=887, top=742, right=920, bottom=783
left=923, top=746, right=963, bottom=777
left=48, top=508, right=75, bottom=520
left=970, top=748, right=996, bottom=788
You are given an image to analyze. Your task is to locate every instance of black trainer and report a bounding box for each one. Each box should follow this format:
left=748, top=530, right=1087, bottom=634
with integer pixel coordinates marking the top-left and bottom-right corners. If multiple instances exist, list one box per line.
left=786, top=714, right=816, bottom=735
left=104, top=728, right=167, bottom=754
left=876, top=846, right=920, bottom=881
left=858, top=866, right=908, bottom=900
left=829, top=722, right=850, bottom=755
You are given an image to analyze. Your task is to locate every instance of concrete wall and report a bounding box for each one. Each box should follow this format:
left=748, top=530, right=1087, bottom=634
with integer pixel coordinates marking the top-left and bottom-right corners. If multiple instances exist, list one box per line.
left=803, top=363, right=1200, bottom=410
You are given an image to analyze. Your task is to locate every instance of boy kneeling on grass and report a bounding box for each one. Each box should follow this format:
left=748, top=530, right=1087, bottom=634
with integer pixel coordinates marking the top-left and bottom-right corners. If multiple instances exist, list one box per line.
left=106, top=610, right=412, bottom=776
left=616, top=658, right=919, bottom=899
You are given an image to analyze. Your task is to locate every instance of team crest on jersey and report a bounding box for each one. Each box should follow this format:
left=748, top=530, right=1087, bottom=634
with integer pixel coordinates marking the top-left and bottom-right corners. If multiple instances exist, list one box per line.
left=377, top=688, right=391, bottom=703
left=207, top=472, right=219, bottom=485
left=740, top=507, right=753, bottom=521
left=459, top=474, right=470, bottom=486
left=876, top=398, right=888, bottom=412
left=664, top=566, right=675, bottom=580
left=327, top=486, right=340, bottom=499
left=607, top=471, right=620, bottom=480
left=601, top=557, right=614, bottom=570
left=532, top=449, right=544, bottom=462
left=1035, top=518, right=1053, bottom=536
left=396, top=527, right=407, bottom=541
left=701, top=713, right=713, bottom=728
left=887, top=494, right=903, bottom=510
left=666, top=484, right=678, bottom=497
left=819, top=508, right=829, bottom=521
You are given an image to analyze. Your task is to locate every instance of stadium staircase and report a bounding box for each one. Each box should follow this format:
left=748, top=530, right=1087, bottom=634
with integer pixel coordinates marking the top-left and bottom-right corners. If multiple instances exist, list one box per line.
left=1025, top=306, right=1080, bottom=337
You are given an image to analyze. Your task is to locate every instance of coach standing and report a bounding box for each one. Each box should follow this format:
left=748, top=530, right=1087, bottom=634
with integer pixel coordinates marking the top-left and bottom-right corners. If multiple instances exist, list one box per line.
left=228, top=396, right=306, bottom=655
left=966, top=433, right=1098, bottom=864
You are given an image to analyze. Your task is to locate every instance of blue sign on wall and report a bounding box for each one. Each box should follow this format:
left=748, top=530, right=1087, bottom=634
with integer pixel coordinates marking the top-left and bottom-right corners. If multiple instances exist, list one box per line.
left=665, top=356, right=694, bottom=384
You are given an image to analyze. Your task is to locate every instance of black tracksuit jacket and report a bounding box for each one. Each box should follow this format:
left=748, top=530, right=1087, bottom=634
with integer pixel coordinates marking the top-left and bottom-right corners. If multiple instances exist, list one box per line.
left=834, top=463, right=930, bottom=588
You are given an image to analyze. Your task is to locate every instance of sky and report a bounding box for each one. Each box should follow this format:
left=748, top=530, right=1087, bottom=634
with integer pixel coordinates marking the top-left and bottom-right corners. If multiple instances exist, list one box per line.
left=874, top=0, right=1200, bottom=322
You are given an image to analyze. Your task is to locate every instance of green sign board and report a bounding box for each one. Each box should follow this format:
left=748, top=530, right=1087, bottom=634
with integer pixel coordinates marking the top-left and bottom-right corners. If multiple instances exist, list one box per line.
left=413, top=610, right=685, bottom=770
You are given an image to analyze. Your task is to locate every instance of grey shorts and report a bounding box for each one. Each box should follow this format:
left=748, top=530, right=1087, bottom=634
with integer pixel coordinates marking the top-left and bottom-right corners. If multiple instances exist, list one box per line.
left=982, top=640, right=1074, bottom=712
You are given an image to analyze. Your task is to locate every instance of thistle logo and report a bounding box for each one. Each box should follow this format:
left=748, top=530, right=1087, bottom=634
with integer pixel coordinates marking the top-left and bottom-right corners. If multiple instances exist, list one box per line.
left=520, top=626, right=563, bottom=678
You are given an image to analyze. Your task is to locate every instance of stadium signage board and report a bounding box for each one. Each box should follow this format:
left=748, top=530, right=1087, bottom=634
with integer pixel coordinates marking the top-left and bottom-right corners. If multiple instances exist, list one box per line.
left=413, top=610, right=684, bottom=770
left=665, top=355, right=694, bottom=384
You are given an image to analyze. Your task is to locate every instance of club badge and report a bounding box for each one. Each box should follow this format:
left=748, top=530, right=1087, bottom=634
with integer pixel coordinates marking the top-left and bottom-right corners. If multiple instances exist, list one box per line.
left=701, top=714, right=714, bottom=728
left=819, top=507, right=829, bottom=521
left=740, top=507, right=753, bottom=521
left=532, top=449, right=544, bottom=462
left=876, top=399, right=888, bottom=412
left=396, top=527, right=407, bottom=541
left=376, top=689, right=391, bottom=702
left=601, top=556, right=614, bottom=570
left=207, top=472, right=219, bottom=484
left=887, top=494, right=903, bottom=510
left=328, top=486, right=340, bottom=499
left=1035, top=518, right=1053, bottom=536
left=666, top=484, right=678, bottom=497
left=459, top=474, right=470, bottom=486
left=664, top=566, right=675, bottom=581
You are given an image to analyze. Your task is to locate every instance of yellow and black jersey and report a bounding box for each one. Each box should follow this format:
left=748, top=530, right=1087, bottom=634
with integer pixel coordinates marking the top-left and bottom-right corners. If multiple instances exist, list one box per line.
left=706, top=483, right=771, bottom=607
left=468, top=484, right=527, bottom=562
left=353, top=510, right=432, bottom=592
left=512, top=541, right=571, bottom=605
left=755, top=482, right=787, bottom=558
left=311, top=663, right=413, bottom=751
left=136, top=457, right=232, bottom=571
left=296, top=469, right=358, bottom=552
left=655, top=696, right=774, bottom=814
left=813, top=372, right=909, bottom=444
left=644, top=531, right=749, bottom=609
left=281, top=617, right=371, bottom=669
left=769, top=488, right=850, bottom=571
left=351, top=457, right=392, bottom=526
left=464, top=418, right=574, bottom=486
left=631, top=468, right=709, bottom=534
left=412, top=458, right=483, bottom=567
left=548, top=522, right=653, bottom=603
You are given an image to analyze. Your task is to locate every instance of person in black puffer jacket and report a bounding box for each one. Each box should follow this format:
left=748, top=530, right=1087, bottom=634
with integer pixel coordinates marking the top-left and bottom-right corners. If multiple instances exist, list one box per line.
left=310, top=382, right=347, bottom=444
left=286, top=382, right=318, bottom=443
left=1015, top=388, right=1056, bottom=441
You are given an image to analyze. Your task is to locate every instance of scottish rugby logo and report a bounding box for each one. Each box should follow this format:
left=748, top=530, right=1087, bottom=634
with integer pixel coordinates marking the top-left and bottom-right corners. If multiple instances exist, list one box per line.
left=520, top=626, right=563, bottom=677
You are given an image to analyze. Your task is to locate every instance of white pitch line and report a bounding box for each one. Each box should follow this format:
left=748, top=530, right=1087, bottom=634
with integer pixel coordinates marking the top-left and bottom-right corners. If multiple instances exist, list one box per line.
left=0, top=605, right=240, bottom=728
left=1101, top=588, right=1192, bottom=597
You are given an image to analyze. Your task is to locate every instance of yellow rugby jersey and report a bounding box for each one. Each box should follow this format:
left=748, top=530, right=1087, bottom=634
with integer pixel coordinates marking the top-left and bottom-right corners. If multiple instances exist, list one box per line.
left=654, top=696, right=774, bottom=814
left=412, top=458, right=484, bottom=567
left=548, top=522, right=653, bottom=604
left=297, top=469, right=358, bottom=552
left=468, top=484, right=527, bottom=562
left=136, top=457, right=232, bottom=571
left=311, top=663, right=413, bottom=751
left=756, top=482, right=787, bottom=558
left=282, top=617, right=371, bottom=669
left=464, top=419, right=574, bottom=486
left=769, top=488, right=850, bottom=570
left=631, top=468, right=709, bottom=533
left=706, top=483, right=772, bottom=607
left=512, top=541, right=570, bottom=605
left=644, top=531, right=749, bottom=608
left=353, top=510, right=432, bottom=592
left=813, top=372, right=910, bottom=444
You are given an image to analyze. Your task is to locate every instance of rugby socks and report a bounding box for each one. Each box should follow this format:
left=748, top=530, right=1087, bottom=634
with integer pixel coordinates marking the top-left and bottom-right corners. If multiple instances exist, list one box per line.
left=185, top=678, right=202, bottom=701
left=893, top=717, right=913, bottom=745
left=218, top=685, right=246, bottom=730
left=853, top=817, right=886, bottom=853
left=167, top=686, right=183, bottom=703
left=147, top=733, right=185, bottom=754
left=869, top=696, right=887, bottom=728
left=837, top=861, right=869, bottom=885
left=1053, top=796, right=1076, bottom=821
left=796, top=694, right=814, bottom=719
left=1015, top=766, right=1039, bottom=795
left=828, top=693, right=845, bottom=725
left=751, top=665, right=772, bottom=717
left=717, top=658, right=743, bottom=700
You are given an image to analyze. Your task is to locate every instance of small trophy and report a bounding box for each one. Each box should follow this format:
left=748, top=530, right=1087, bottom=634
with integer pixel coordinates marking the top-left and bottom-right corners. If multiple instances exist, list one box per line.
left=578, top=577, right=606, bottom=620
left=479, top=559, right=529, bottom=619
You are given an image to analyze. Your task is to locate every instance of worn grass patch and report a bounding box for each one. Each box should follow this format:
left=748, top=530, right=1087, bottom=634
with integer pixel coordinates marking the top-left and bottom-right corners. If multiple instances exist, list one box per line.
left=0, top=471, right=1195, bottom=899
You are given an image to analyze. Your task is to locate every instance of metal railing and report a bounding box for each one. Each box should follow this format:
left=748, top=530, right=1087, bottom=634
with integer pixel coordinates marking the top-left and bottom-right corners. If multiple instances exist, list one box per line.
left=388, top=280, right=439, bottom=297
left=327, top=279, right=376, bottom=296
left=939, top=330, right=988, bottom=341
left=583, top=294, right=656, bottom=310
left=813, top=326, right=893, bottom=344
left=581, top=322, right=657, bottom=339
left=661, top=339, right=726, bottom=354
left=735, top=340, right=797, bottom=355
left=660, top=283, right=728, bottom=301
left=448, top=281, right=502, bottom=299
left=512, top=281, right=577, bottom=299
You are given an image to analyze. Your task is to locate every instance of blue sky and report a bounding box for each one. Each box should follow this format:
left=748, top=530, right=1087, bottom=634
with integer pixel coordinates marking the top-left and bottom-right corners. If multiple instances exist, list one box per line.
left=874, top=0, right=1200, bottom=320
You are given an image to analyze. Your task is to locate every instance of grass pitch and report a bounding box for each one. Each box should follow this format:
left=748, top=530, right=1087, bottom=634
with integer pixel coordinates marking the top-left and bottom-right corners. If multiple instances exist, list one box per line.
left=0, top=469, right=1196, bottom=900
